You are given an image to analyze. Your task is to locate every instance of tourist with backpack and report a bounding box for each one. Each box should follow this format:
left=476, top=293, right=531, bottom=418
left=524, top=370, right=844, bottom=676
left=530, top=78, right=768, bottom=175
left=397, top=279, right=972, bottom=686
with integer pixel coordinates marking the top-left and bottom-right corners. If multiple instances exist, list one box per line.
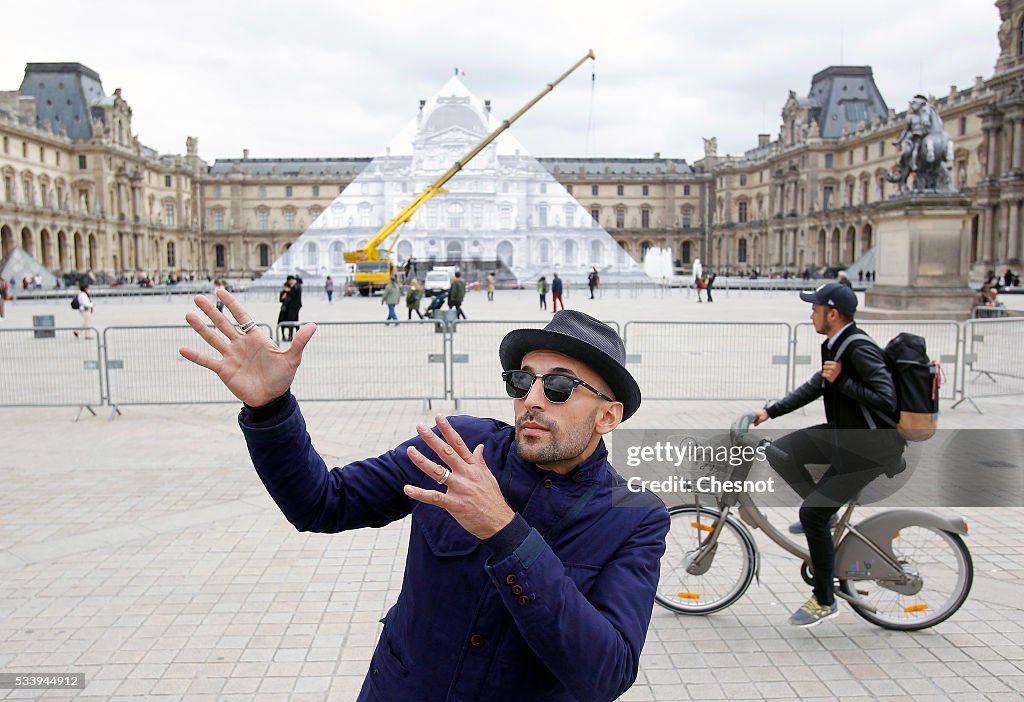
left=751, top=282, right=906, bottom=627
left=72, top=284, right=95, bottom=340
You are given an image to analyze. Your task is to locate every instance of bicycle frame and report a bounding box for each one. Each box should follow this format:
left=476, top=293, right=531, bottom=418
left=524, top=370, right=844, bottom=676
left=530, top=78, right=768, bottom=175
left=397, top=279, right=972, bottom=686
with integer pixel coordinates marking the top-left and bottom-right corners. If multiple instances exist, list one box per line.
left=687, top=431, right=910, bottom=614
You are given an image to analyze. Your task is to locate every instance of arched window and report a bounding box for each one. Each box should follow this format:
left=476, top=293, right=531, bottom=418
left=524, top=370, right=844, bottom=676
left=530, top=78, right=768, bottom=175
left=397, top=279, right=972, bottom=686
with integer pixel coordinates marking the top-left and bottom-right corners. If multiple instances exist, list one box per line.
left=304, top=241, right=318, bottom=268
left=563, top=239, right=575, bottom=264
left=259, top=244, right=270, bottom=267
left=167, top=241, right=176, bottom=268
left=589, top=240, right=602, bottom=265
left=539, top=240, right=551, bottom=264
left=497, top=241, right=514, bottom=267
left=330, top=241, right=344, bottom=267
left=682, top=241, right=692, bottom=264
left=738, top=238, right=747, bottom=263
left=215, top=244, right=226, bottom=268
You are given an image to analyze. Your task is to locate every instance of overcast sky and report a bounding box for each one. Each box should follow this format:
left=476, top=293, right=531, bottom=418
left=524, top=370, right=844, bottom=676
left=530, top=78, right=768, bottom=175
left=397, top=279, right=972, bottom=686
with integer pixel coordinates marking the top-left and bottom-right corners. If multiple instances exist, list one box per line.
left=2, top=0, right=1001, bottom=164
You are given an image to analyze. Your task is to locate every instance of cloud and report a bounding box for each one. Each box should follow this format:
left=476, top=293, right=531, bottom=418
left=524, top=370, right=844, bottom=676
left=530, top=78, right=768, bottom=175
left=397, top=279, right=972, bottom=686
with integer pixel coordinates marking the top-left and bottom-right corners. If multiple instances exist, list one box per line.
left=1, top=0, right=1000, bottom=161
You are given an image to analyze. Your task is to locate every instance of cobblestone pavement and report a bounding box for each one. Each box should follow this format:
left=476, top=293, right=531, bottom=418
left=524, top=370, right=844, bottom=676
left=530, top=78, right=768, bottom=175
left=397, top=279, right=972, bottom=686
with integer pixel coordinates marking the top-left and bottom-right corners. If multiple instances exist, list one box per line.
left=1, top=289, right=1022, bottom=700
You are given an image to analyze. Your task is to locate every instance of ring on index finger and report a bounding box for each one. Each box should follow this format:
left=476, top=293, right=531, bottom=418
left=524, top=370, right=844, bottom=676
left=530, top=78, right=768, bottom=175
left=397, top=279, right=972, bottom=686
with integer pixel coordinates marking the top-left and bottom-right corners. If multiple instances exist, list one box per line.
left=437, top=467, right=452, bottom=485
left=238, top=319, right=257, bottom=334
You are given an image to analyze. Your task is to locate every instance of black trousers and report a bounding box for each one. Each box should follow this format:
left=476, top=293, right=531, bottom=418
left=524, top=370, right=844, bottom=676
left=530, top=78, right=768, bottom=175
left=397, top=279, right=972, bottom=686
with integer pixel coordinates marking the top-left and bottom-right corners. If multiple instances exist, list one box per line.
left=768, top=424, right=902, bottom=606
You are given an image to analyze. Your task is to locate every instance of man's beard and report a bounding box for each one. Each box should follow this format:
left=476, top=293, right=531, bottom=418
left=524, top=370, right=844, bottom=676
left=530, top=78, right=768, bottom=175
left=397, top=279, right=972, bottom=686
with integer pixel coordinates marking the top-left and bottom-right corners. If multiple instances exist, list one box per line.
left=515, top=410, right=596, bottom=467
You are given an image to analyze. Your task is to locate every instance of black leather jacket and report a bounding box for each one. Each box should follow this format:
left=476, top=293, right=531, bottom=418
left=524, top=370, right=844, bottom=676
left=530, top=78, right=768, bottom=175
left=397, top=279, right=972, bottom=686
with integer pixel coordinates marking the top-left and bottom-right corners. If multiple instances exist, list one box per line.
left=767, top=324, right=899, bottom=433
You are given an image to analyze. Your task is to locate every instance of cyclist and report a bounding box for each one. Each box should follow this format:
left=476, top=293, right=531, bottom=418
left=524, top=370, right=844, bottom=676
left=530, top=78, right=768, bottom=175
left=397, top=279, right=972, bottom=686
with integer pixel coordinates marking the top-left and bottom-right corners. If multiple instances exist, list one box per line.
left=752, top=282, right=905, bottom=627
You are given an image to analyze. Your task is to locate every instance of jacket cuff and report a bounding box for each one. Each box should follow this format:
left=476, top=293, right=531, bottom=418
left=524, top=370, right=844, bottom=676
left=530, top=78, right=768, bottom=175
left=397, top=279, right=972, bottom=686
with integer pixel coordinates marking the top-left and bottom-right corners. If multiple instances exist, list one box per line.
left=238, top=391, right=301, bottom=442
left=483, top=513, right=531, bottom=562
left=766, top=403, right=782, bottom=419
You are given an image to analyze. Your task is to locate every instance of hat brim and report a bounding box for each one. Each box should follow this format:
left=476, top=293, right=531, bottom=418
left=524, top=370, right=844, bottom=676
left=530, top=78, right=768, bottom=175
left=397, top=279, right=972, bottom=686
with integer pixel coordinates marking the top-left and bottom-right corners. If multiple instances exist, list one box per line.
left=798, top=291, right=820, bottom=305
left=499, top=328, right=642, bottom=421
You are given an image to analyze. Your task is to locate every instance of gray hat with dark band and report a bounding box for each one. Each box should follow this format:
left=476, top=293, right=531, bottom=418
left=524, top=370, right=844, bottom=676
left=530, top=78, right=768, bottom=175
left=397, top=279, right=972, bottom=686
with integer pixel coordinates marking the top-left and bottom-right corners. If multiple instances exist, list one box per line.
left=499, top=310, right=641, bottom=421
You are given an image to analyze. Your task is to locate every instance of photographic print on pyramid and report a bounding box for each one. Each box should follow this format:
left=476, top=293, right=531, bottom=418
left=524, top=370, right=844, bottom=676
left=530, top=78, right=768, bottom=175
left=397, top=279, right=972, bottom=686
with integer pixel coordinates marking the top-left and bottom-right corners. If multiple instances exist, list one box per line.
left=259, top=76, right=648, bottom=292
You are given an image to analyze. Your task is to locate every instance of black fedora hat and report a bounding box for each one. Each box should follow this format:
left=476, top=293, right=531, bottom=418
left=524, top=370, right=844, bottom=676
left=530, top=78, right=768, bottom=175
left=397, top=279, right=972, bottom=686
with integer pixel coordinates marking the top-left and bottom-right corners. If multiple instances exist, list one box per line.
left=499, top=310, right=641, bottom=421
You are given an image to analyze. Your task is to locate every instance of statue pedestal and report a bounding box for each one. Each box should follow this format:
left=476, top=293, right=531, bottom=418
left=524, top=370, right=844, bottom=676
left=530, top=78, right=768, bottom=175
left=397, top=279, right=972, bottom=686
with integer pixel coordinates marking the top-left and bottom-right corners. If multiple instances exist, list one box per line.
left=860, top=194, right=976, bottom=321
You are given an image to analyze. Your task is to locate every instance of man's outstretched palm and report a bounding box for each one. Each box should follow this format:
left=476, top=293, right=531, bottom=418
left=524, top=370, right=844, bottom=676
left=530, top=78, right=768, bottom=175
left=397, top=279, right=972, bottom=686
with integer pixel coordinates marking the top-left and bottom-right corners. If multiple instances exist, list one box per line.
left=178, top=289, right=316, bottom=407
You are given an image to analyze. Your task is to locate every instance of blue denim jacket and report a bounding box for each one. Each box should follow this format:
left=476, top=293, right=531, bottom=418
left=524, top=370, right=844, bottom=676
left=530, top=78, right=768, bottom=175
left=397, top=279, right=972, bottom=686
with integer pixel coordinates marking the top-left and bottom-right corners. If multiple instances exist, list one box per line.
left=239, top=394, right=669, bottom=702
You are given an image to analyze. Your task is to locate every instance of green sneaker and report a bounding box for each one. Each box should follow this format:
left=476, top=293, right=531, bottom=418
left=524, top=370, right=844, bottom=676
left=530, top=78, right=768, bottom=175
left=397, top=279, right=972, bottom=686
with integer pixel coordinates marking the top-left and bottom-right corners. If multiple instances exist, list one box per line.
left=789, top=595, right=839, bottom=627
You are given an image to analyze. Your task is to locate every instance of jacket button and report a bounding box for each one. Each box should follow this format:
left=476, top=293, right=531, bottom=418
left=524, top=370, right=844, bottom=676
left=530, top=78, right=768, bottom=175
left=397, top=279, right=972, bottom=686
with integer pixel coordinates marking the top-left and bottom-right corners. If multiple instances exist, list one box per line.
left=469, top=633, right=485, bottom=647
left=511, top=585, right=523, bottom=596
left=543, top=479, right=553, bottom=489
left=572, top=472, right=585, bottom=482
left=505, top=574, right=517, bottom=585
left=518, top=595, right=529, bottom=606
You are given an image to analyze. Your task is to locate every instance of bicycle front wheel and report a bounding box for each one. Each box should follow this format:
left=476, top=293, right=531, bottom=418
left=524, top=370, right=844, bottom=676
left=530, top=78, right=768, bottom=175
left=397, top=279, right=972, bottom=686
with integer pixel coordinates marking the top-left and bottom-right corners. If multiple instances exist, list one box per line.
left=656, top=504, right=758, bottom=615
left=840, top=526, right=973, bottom=630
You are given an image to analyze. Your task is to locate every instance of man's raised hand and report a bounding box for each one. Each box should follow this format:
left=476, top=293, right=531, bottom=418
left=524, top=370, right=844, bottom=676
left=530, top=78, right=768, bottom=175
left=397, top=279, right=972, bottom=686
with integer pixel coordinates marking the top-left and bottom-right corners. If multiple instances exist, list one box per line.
left=403, top=414, right=515, bottom=540
left=178, top=288, right=316, bottom=407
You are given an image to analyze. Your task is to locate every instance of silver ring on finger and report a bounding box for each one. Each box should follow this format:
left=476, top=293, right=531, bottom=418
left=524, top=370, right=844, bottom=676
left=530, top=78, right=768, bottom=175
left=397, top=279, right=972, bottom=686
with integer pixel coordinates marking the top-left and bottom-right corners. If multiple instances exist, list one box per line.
left=238, top=319, right=257, bottom=334
left=437, top=467, right=452, bottom=485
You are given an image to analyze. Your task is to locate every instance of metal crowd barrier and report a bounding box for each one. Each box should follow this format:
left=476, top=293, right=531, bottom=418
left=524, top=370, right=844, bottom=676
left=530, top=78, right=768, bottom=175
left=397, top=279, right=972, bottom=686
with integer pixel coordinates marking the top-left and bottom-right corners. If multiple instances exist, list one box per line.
left=3, top=317, right=1022, bottom=416
left=957, top=318, right=1024, bottom=407
left=103, top=324, right=274, bottom=410
left=0, top=326, right=102, bottom=419
left=792, top=321, right=961, bottom=401
left=280, top=320, right=447, bottom=403
left=623, top=321, right=791, bottom=401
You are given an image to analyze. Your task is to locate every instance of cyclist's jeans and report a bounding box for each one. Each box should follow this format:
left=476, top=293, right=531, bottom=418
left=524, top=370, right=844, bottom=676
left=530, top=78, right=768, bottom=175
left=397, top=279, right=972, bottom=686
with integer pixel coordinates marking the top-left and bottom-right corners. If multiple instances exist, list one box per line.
left=768, top=424, right=900, bottom=606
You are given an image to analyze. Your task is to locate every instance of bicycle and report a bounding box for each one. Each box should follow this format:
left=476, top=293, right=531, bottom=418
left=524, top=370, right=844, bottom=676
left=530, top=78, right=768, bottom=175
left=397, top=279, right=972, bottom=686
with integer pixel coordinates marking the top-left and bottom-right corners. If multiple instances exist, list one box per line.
left=655, top=414, right=973, bottom=630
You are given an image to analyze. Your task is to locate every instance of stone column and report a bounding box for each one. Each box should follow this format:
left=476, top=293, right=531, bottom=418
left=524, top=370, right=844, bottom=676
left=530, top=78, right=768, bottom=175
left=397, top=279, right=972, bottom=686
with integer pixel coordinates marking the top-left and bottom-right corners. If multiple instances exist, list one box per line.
left=986, top=127, right=1000, bottom=178
left=1008, top=200, right=1020, bottom=261
left=1014, top=119, right=1024, bottom=171
left=982, top=206, right=995, bottom=261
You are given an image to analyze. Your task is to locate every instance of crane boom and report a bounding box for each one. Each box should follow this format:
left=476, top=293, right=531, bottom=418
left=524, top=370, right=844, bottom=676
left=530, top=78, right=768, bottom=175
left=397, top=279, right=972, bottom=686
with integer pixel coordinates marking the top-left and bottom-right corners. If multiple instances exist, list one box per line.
left=345, top=49, right=596, bottom=267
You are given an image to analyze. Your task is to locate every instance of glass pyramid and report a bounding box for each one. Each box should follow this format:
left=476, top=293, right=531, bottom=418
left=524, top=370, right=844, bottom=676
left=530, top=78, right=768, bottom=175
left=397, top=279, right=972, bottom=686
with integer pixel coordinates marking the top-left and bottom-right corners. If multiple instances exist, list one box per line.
left=259, top=76, right=647, bottom=288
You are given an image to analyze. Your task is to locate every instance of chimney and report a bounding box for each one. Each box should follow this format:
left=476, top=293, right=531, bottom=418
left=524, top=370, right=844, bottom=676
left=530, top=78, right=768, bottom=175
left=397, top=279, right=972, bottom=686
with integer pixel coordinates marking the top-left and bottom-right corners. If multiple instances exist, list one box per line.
left=758, top=134, right=770, bottom=148
left=242, top=148, right=250, bottom=159
left=653, top=152, right=660, bottom=159
left=485, top=99, right=491, bottom=113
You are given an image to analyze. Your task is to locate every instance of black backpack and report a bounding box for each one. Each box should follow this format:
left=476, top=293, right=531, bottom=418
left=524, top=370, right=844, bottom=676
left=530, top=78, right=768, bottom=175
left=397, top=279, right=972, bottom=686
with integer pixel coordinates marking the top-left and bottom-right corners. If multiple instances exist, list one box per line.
left=70, top=295, right=80, bottom=310
left=834, top=332, right=940, bottom=441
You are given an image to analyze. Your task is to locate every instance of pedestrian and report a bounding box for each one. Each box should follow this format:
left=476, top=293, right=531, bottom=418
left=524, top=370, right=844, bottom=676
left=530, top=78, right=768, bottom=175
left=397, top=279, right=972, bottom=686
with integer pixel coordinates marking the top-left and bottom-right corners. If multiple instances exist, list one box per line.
left=74, top=284, right=95, bottom=339
left=449, top=271, right=467, bottom=320
left=180, top=297, right=669, bottom=702
left=588, top=267, right=599, bottom=299
left=752, top=282, right=905, bottom=627
left=406, top=278, right=424, bottom=320
left=705, top=271, right=717, bottom=302
left=213, top=279, right=226, bottom=312
left=692, top=258, right=703, bottom=302
left=486, top=272, right=496, bottom=302
left=325, top=275, right=334, bottom=304
left=278, top=276, right=301, bottom=341
left=551, top=273, right=564, bottom=312
left=537, top=276, right=548, bottom=310
left=382, top=275, right=400, bottom=324
left=0, top=276, right=8, bottom=319
left=836, top=271, right=853, bottom=289
left=857, top=270, right=864, bottom=283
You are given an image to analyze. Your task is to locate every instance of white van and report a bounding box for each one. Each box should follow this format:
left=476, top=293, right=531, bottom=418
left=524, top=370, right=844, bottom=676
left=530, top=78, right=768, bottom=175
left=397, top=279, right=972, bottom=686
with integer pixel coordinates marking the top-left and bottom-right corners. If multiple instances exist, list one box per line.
left=424, top=270, right=453, bottom=297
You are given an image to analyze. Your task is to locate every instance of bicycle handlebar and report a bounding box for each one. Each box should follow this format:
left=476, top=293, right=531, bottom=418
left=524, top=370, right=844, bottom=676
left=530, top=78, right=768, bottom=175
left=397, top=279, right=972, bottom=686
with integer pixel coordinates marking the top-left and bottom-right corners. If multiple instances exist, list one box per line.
left=730, top=413, right=758, bottom=443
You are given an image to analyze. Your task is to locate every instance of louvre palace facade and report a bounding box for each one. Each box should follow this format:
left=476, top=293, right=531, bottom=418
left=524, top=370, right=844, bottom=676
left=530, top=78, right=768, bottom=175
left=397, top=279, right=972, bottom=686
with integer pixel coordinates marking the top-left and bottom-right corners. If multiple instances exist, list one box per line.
left=2, top=0, right=1022, bottom=282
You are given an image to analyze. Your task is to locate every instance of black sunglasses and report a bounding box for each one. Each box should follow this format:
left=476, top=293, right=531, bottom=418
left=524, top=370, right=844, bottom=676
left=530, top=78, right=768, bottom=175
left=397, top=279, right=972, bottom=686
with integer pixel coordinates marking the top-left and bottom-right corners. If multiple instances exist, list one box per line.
left=502, top=370, right=613, bottom=404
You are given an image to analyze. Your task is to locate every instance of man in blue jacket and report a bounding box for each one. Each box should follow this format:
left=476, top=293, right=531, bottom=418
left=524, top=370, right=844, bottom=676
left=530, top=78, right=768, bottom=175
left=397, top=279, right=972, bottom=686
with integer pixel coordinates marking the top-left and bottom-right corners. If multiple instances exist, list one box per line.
left=180, top=294, right=669, bottom=702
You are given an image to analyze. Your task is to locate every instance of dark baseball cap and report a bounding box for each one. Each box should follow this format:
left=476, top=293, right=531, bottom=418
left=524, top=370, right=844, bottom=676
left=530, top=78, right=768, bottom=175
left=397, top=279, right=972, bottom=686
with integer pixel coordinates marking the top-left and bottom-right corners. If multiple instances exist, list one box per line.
left=799, top=282, right=857, bottom=315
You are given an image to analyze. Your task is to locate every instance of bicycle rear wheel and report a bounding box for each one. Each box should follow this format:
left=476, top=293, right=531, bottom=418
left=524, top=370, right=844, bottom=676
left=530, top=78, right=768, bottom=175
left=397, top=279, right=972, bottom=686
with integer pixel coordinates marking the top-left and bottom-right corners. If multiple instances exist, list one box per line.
left=655, top=504, right=758, bottom=615
left=840, top=526, right=973, bottom=630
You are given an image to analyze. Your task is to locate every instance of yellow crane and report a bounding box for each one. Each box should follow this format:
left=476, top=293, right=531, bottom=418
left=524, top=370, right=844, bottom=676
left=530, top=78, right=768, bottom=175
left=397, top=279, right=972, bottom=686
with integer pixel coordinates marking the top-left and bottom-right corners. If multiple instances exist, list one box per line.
left=345, top=49, right=596, bottom=295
